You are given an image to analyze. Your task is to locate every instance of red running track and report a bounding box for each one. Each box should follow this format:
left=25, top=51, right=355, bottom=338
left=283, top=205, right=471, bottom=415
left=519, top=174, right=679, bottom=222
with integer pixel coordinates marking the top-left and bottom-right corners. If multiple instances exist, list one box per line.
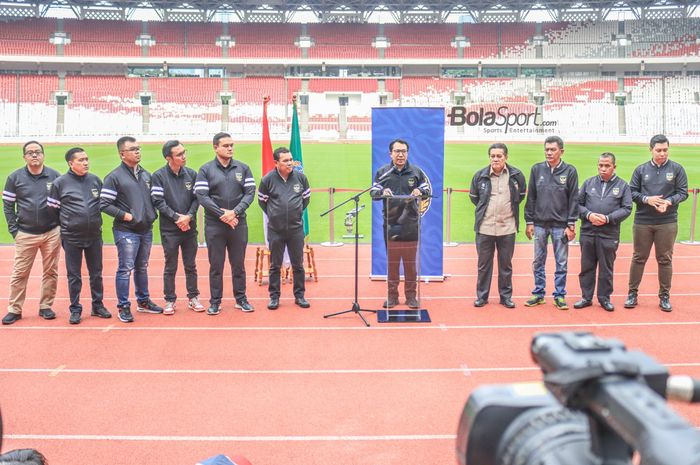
left=1, top=243, right=700, bottom=465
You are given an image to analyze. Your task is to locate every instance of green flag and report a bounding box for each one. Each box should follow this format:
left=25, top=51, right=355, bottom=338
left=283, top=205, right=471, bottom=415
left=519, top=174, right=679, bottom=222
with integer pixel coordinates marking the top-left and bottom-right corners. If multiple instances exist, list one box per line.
left=290, top=98, right=309, bottom=237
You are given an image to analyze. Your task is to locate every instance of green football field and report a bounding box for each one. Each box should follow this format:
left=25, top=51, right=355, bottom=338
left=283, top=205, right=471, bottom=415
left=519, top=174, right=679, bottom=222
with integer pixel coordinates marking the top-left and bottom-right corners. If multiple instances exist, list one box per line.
left=1, top=141, right=698, bottom=244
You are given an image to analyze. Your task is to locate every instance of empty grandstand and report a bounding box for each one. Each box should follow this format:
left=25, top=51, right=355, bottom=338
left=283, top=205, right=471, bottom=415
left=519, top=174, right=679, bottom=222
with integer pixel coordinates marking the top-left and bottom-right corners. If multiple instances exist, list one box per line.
left=0, top=0, right=698, bottom=142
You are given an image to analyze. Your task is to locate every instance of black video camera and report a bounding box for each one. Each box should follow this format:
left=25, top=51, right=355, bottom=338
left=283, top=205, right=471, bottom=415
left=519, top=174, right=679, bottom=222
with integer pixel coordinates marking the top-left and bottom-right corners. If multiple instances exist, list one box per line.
left=456, top=331, right=700, bottom=465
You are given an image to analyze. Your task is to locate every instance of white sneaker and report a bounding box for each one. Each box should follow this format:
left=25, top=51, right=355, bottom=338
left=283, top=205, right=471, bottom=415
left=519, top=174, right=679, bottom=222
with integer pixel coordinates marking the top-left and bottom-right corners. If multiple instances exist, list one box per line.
left=163, top=301, right=176, bottom=315
left=188, top=297, right=205, bottom=312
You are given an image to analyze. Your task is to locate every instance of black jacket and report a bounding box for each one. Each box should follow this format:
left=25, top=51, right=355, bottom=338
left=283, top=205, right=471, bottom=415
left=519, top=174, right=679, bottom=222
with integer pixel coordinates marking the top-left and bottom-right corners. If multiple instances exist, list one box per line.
left=48, top=170, right=103, bottom=243
left=630, top=159, right=688, bottom=225
left=151, top=164, right=199, bottom=235
left=195, top=158, right=255, bottom=225
left=578, top=175, right=633, bottom=238
left=469, top=164, right=527, bottom=233
left=370, top=162, right=431, bottom=241
left=100, top=162, right=157, bottom=233
left=258, top=169, right=310, bottom=232
left=3, top=165, right=60, bottom=236
left=524, top=160, right=579, bottom=227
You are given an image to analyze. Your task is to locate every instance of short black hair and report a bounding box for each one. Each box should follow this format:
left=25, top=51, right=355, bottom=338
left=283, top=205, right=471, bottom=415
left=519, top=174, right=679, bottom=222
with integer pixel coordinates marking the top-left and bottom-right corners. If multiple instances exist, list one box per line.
left=273, top=146, right=291, bottom=161
left=650, top=134, right=669, bottom=148
left=65, top=147, right=86, bottom=162
left=599, top=152, right=616, bottom=165
left=162, top=140, right=181, bottom=158
left=22, top=140, right=44, bottom=155
left=488, top=143, right=508, bottom=156
left=213, top=132, right=232, bottom=147
left=389, top=139, right=409, bottom=152
left=116, top=136, right=136, bottom=151
left=544, top=136, right=564, bottom=149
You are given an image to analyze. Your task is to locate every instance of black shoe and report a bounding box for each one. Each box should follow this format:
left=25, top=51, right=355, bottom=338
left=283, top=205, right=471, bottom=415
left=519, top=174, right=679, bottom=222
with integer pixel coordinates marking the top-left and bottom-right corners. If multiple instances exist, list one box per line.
left=500, top=299, right=516, bottom=309
left=383, top=298, right=398, bottom=309
left=267, top=297, right=280, bottom=310
left=118, top=306, right=134, bottom=323
left=406, top=297, right=420, bottom=309
left=69, top=311, right=81, bottom=325
left=624, top=292, right=638, bottom=308
left=659, top=295, right=672, bottom=312
left=91, top=306, right=112, bottom=319
left=39, top=308, right=56, bottom=320
left=207, top=304, right=221, bottom=315
left=295, top=297, right=311, bottom=308
left=137, top=299, right=163, bottom=314
left=600, top=300, right=615, bottom=312
left=473, top=299, right=487, bottom=308
left=2, top=312, right=21, bottom=325
left=573, top=299, right=593, bottom=309
left=235, top=298, right=254, bottom=312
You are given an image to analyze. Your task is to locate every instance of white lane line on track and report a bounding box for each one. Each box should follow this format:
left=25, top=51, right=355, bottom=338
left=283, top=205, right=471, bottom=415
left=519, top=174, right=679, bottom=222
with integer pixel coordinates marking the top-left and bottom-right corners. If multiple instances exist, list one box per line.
left=3, top=433, right=456, bottom=442
left=0, top=366, right=539, bottom=375
left=49, top=365, right=65, bottom=376
left=11, top=291, right=700, bottom=302
left=4, top=321, right=700, bottom=332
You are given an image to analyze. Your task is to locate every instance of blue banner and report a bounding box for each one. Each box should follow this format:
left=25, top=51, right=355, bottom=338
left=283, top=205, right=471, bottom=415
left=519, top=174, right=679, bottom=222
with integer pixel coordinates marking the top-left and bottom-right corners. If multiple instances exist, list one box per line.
left=371, top=107, right=444, bottom=279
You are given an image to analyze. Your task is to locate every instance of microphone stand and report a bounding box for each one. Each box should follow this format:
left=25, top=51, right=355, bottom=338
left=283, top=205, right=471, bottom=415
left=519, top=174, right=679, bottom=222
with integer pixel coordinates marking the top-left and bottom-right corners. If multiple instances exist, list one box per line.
left=321, top=183, right=378, bottom=326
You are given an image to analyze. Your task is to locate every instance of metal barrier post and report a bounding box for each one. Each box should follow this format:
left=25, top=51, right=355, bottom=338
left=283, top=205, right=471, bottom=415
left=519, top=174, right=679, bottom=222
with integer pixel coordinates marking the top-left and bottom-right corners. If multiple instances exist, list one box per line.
left=321, top=186, right=343, bottom=247
left=443, top=187, right=458, bottom=247
left=681, top=188, right=700, bottom=245
left=197, top=207, right=206, bottom=247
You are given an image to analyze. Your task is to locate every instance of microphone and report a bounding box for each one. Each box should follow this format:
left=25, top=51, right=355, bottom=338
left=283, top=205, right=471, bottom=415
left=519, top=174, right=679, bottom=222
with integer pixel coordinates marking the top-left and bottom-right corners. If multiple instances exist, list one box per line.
left=377, top=166, right=396, bottom=182
left=666, top=375, right=700, bottom=403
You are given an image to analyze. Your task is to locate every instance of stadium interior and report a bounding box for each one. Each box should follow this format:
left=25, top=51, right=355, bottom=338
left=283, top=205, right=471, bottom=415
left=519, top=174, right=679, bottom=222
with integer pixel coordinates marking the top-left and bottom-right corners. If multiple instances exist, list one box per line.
left=0, top=0, right=699, bottom=141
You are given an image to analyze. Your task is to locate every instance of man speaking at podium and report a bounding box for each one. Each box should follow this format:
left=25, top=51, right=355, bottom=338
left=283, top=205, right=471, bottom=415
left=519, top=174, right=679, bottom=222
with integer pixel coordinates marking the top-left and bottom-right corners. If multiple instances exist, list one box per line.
left=370, top=139, right=431, bottom=310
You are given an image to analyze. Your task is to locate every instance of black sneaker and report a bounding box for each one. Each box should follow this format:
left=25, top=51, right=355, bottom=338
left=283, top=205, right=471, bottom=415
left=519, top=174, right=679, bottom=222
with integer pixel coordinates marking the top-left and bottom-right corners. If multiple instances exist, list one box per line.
left=118, top=306, right=134, bottom=323
left=235, top=298, right=254, bottom=313
left=267, top=297, right=280, bottom=310
left=2, top=312, right=21, bottom=325
left=207, top=304, right=221, bottom=316
left=91, top=306, right=112, bottom=319
left=137, top=299, right=163, bottom=314
left=624, top=292, right=638, bottom=308
left=39, top=308, right=56, bottom=320
left=69, top=311, right=81, bottom=325
left=294, top=297, right=311, bottom=308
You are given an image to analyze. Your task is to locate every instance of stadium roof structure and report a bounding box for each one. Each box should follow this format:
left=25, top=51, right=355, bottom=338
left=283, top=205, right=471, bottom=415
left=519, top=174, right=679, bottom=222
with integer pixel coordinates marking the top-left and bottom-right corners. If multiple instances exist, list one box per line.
left=1, top=0, right=698, bottom=21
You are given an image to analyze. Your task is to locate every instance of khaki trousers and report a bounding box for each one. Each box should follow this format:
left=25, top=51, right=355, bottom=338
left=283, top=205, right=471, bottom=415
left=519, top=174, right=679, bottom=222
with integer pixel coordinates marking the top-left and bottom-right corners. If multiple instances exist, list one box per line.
left=628, top=222, right=678, bottom=297
left=7, top=227, right=61, bottom=315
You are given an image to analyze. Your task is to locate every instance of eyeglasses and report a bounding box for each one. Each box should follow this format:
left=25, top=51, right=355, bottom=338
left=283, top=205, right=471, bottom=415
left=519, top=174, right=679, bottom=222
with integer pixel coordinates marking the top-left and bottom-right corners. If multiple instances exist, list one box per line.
left=121, top=147, right=141, bottom=153
left=24, top=150, right=44, bottom=157
left=391, top=149, right=408, bottom=154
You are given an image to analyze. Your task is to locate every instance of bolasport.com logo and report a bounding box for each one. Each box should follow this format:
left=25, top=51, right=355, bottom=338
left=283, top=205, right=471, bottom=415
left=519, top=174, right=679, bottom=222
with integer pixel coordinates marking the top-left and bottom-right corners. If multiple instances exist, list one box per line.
left=447, top=106, right=558, bottom=134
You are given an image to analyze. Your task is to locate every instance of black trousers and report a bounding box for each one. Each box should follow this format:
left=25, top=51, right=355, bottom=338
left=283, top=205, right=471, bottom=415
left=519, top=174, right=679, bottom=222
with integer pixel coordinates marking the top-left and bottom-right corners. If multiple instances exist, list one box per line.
left=475, top=233, right=515, bottom=301
left=62, top=238, right=104, bottom=313
left=161, top=230, right=199, bottom=302
left=205, top=221, right=248, bottom=304
left=387, top=240, right=418, bottom=300
left=268, top=227, right=305, bottom=299
left=579, top=234, right=619, bottom=302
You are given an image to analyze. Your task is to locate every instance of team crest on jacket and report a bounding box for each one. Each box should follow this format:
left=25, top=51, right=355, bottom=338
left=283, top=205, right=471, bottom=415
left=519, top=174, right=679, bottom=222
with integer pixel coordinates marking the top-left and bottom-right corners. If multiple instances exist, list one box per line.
left=235, top=172, right=243, bottom=182
left=408, top=177, right=416, bottom=187
left=666, top=173, right=674, bottom=181
left=46, top=182, right=52, bottom=191
left=612, top=187, right=620, bottom=196
left=559, top=176, right=567, bottom=185
left=91, top=188, right=99, bottom=198
left=185, top=182, right=192, bottom=191
left=293, top=183, right=301, bottom=193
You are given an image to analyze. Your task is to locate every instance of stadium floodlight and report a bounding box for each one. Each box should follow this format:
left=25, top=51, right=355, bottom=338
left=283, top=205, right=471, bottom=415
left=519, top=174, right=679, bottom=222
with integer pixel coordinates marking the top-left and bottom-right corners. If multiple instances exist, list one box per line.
left=295, top=36, right=314, bottom=49
left=216, top=35, right=235, bottom=48
left=530, top=34, right=547, bottom=46
left=451, top=36, right=471, bottom=48
left=372, top=36, right=390, bottom=49
left=49, top=32, right=71, bottom=45
left=135, top=33, right=155, bottom=47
